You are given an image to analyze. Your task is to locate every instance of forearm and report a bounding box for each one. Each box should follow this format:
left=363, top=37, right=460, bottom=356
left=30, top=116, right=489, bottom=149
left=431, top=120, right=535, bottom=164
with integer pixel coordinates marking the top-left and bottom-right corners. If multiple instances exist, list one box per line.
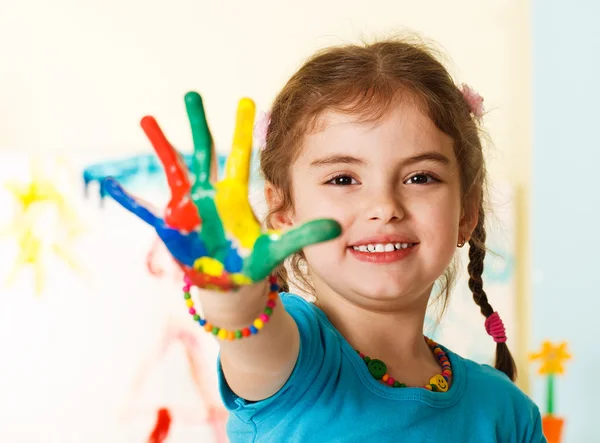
left=197, top=280, right=300, bottom=401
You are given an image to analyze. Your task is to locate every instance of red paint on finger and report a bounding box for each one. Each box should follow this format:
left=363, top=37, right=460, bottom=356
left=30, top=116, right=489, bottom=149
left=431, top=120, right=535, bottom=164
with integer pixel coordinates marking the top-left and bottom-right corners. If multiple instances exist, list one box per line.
left=141, top=116, right=201, bottom=231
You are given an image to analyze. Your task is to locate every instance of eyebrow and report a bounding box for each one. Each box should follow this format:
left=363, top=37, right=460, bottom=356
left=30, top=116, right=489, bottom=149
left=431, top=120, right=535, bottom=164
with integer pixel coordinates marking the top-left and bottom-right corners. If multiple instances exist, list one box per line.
left=403, top=152, right=451, bottom=166
left=309, top=151, right=451, bottom=168
left=309, top=155, right=367, bottom=167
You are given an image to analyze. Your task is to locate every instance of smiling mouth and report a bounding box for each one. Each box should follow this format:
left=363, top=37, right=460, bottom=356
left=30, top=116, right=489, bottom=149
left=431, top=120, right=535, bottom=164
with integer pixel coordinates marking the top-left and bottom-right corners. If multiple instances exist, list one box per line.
left=350, top=242, right=417, bottom=253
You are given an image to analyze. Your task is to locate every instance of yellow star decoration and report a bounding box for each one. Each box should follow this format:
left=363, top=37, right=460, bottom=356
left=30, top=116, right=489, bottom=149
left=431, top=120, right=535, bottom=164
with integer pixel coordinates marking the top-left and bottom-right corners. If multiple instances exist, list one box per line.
left=529, top=341, right=571, bottom=376
left=0, top=158, right=82, bottom=295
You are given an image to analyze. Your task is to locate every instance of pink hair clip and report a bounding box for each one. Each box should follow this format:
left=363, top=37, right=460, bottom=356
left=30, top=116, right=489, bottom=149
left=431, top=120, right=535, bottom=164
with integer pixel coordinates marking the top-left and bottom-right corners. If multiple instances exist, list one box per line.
left=460, top=84, right=484, bottom=119
left=253, top=110, right=271, bottom=150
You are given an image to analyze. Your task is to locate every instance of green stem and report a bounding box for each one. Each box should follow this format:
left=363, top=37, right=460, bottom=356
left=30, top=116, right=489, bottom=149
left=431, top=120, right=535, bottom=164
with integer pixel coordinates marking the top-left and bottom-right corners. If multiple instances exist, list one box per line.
left=547, top=373, right=555, bottom=415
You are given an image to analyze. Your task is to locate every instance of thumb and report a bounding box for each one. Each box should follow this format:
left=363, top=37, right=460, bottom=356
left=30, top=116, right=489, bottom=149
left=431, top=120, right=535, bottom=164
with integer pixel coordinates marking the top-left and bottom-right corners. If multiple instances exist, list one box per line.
left=243, top=219, right=341, bottom=281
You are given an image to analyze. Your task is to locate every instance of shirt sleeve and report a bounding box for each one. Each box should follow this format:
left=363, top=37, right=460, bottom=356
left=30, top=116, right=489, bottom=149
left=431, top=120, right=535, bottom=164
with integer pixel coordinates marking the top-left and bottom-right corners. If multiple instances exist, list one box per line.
left=525, top=405, right=548, bottom=443
left=217, top=293, right=334, bottom=426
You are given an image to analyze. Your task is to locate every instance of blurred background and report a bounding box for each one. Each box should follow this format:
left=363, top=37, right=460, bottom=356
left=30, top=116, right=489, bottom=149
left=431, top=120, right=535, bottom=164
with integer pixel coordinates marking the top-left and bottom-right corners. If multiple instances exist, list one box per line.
left=0, top=0, right=596, bottom=442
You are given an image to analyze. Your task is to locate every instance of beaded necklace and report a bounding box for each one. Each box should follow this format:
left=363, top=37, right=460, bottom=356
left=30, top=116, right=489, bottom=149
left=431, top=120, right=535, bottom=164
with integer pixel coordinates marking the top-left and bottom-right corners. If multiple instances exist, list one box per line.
left=357, top=337, right=452, bottom=392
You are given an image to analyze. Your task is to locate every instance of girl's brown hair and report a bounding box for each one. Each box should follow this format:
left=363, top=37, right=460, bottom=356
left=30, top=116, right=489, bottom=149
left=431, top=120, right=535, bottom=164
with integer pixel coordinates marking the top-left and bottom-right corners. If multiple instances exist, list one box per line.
left=259, top=37, right=517, bottom=381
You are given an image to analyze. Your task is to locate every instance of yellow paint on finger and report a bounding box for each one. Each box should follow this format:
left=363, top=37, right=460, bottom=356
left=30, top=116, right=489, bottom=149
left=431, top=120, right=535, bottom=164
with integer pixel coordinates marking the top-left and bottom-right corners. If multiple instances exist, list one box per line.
left=224, top=98, right=255, bottom=185
left=214, top=180, right=261, bottom=249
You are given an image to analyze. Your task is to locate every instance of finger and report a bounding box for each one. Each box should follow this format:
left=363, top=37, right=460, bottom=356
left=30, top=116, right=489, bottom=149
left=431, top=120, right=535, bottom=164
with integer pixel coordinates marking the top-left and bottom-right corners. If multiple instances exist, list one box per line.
left=185, top=92, right=213, bottom=191
left=223, top=98, right=255, bottom=186
left=214, top=179, right=261, bottom=250
left=244, top=219, right=342, bottom=281
left=140, top=116, right=191, bottom=197
left=102, top=178, right=159, bottom=226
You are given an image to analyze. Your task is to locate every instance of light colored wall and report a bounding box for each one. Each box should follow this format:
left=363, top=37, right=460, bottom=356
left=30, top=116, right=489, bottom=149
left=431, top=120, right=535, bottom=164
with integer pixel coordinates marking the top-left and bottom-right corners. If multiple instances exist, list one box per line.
left=0, top=1, right=530, bottom=181
left=0, top=1, right=536, bottom=441
left=531, top=1, right=599, bottom=441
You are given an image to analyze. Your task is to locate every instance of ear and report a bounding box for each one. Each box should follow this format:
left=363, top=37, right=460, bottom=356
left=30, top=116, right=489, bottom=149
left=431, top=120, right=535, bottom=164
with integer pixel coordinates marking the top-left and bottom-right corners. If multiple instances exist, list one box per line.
left=459, top=193, right=480, bottom=243
left=264, top=181, right=294, bottom=230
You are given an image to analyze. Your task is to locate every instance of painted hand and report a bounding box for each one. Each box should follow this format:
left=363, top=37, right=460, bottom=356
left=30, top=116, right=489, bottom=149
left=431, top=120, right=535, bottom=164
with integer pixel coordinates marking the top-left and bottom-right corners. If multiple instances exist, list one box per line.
left=103, top=92, right=341, bottom=290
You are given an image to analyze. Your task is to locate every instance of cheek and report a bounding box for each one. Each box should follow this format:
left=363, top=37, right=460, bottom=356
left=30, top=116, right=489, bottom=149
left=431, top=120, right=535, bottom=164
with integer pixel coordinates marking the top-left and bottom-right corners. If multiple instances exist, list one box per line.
left=291, top=184, right=355, bottom=225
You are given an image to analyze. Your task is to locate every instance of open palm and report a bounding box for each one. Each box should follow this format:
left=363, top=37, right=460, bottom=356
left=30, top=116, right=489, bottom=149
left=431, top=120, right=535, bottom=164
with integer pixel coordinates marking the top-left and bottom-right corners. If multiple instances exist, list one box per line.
left=103, top=92, right=341, bottom=290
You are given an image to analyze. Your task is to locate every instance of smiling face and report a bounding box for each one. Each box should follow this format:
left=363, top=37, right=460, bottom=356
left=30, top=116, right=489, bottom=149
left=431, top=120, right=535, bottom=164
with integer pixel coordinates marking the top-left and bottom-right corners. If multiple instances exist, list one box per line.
left=270, top=99, right=475, bottom=309
left=430, top=374, right=449, bottom=392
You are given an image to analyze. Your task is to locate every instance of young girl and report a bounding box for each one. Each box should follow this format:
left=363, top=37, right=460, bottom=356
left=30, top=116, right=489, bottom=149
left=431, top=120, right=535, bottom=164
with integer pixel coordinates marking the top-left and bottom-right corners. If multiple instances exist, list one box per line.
left=104, top=37, right=545, bottom=442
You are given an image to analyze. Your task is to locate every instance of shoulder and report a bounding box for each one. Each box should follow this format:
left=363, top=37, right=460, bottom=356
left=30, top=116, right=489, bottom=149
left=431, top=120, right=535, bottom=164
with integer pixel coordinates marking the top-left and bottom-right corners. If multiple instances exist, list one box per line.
left=279, top=292, right=334, bottom=339
left=452, top=351, right=545, bottom=441
left=460, top=354, right=530, bottom=403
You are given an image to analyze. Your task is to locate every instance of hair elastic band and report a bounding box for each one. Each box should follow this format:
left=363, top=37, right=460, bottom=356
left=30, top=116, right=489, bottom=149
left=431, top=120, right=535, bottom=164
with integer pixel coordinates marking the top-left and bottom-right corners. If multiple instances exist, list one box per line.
left=485, top=311, right=507, bottom=343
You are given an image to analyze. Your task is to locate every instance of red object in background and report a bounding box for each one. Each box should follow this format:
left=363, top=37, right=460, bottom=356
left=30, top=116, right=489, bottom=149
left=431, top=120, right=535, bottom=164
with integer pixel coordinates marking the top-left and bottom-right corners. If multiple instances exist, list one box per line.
left=148, top=408, right=172, bottom=443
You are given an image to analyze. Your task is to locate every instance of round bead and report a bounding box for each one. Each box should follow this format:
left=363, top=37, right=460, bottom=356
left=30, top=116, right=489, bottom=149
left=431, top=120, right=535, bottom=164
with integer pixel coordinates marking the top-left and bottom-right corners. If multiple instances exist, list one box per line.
left=185, top=299, right=194, bottom=307
left=269, top=275, right=277, bottom=284
left=235, top=330, right=243, bottom=339
left=249, top=326, right=258, bottom=334
left=189, top=308, right=196, bottom=315
left=204, top=323, right=212, bottom=332
left=212, top=327, right=219, bottom=335
left=253, top=319, right=264, bottom=330
left=259, top=314, right=269, bottom=322
left=382, top=374, right=389, bottom=382
left=387, top=377, right=395, bottom=386
left=424, top=385, right=433, bottom=391
left=183, top=292, right=191, bottom=299
left=393, top=381, right=402, bottom=388
left=270, top=284, right=279, bottom=291
left=367, top=359, right=387, bottom=380
left=242, top=328, right=251, bottom=337
left=199, top=319, right=206, bottom=326
left=228, top=331, right=235, bottom=341
left=264, top=307, right=273, bottom=316
left=267, top=300, right=276, bottom=309
left=218, top=329, right=228, bottom=340
left=363, top=356, right=371, bottom=363
left=268, top=293, right=278, bottom=301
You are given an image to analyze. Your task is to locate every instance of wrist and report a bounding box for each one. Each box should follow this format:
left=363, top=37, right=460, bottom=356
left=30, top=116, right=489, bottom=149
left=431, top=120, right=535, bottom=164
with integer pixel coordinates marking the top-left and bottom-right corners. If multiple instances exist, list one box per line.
left=191, top=277, right=278, bottom=336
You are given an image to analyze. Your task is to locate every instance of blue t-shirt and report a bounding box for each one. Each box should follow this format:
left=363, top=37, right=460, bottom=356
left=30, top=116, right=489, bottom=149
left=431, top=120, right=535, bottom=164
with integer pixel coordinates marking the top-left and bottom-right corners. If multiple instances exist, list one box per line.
left=218, top=293, right=546, bottom=442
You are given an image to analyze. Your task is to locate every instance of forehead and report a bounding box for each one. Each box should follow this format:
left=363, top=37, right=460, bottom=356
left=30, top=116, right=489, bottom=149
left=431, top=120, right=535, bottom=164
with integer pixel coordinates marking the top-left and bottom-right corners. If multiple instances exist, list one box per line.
left=299, top=100, right=455, bottom=162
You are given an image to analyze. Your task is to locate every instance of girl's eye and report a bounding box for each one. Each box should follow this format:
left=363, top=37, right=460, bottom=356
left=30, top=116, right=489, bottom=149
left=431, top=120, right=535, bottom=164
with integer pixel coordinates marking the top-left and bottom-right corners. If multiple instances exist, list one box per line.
left=327, top=175, right=358, bottom=186
left=404, top=174, right=438, bottom=185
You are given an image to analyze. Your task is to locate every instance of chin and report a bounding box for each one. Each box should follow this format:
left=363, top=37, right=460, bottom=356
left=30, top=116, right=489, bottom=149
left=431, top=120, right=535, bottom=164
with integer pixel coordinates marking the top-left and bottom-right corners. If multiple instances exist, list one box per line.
left=349, top=277, right=418, bottom=302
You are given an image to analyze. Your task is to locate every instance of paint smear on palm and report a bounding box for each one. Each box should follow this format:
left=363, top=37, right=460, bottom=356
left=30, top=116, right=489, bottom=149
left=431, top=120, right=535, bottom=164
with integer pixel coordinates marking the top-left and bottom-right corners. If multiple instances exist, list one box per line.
left=215, top=98, right=261, bottom=249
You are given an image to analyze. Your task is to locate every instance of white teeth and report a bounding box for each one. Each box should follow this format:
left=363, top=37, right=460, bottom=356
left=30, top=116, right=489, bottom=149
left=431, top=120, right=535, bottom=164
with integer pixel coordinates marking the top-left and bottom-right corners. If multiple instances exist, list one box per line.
left=352, top=242, right=414, bottom=252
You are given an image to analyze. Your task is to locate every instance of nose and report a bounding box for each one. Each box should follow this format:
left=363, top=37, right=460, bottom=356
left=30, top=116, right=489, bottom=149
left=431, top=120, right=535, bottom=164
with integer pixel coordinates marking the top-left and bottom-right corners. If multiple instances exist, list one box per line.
left=366, top=188, right=405, bottom=224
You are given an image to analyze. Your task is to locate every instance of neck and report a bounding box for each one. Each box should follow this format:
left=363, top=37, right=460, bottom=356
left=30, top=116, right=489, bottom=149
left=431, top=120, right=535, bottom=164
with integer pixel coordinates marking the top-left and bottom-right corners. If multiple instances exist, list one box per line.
left=313, top=281, right=434, bottom=365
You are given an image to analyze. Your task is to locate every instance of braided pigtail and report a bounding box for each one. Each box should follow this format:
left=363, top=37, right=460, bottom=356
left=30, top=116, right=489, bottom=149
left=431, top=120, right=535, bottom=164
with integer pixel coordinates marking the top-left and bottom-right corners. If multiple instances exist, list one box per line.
left=467, top=205, right=517, bottom=381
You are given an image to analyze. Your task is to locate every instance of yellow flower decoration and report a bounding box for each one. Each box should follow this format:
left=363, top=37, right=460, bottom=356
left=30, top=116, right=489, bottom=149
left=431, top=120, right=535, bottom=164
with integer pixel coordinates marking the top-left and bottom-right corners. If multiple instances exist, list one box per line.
left=529, top=341, right=571, bottom=375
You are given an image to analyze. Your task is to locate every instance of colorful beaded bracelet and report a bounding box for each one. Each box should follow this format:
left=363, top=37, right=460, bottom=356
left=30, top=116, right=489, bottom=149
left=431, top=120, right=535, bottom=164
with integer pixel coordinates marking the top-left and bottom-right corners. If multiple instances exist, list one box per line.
left=183, top=275, right=279, bottom=341
left=357, top=336, right=453, bottom=392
